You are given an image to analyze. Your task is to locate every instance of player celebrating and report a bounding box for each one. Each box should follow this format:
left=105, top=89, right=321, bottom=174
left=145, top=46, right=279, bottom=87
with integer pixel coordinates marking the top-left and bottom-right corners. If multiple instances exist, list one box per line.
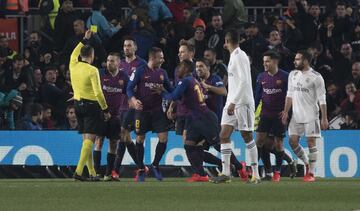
left=93, top=53, right=129, bottom=181
left=159, top=60, right=220, bottom=182
left=254, top=50, right=294, bottom=182
left=109, top=36, right=148, bottom=180
left=281, top=50, right=328, bottom=182
left=211, top=29, right=260, bottom=184
left=127, top=47, right=173, bottom=182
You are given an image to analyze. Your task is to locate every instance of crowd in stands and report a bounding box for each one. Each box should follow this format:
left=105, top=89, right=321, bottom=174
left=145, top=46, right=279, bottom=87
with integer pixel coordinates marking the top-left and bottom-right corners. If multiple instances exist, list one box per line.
left=0, top=0, right=359, bottom=130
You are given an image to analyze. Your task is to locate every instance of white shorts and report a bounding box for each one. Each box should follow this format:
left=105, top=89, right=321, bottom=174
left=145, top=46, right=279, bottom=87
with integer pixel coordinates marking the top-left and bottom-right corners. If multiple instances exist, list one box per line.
left=288, top=117, right=321, bottom=138
left=221, top=104, right=254, bottom=131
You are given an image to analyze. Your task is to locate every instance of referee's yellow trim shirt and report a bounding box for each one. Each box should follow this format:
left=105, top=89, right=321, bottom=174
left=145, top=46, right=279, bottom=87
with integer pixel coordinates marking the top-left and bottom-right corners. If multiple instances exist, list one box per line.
left=69, top=41, right=108, bottom=110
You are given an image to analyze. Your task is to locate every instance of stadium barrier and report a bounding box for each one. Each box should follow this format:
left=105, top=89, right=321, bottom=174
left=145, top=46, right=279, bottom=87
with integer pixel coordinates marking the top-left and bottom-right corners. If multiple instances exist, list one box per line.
left=0, top=130, right=359, bottom=178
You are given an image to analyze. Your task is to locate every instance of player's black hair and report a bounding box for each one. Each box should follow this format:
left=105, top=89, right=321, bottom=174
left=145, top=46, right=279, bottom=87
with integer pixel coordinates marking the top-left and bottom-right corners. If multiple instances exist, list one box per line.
left=148, top=47, right=163, bottom=58
left=297, top=50, right=313, bottom=63
left=196, top=58, right=211, bottom=68
left=225, top=28, right=240, bottom=45
left=92, top=0, right=103, bottom=11
left=263, top=50, right=281, bottom=61
left=123, top=36, right=137, bottom=46
left=108, top=52, right=121, bottom=59
left=179, top=59, right=193, bottom=73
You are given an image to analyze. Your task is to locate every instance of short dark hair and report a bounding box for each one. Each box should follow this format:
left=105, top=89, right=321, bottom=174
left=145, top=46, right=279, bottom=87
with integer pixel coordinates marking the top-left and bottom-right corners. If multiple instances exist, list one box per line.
left=29, top=103, right=43, bottom=116
left=196, top=58, right=211, bottom=68
left=263, top=50, right=281, bottom=61
left=66, top=105, right=75, bottom=113
left=179, top=42, right=195, bottom=53
left=80, top=45, right=94, bottom=58
left=225, top=29, right=239, bottom=45
left=44, top=65, right=57, bottom=74
left=42, top=103, right=53, bottom=111
left=309, top=2, right=320, bottom=8
left=123, top=36, right=137, bottom=46
left=205, top=48, right=217, bottom=55
left=297, top=50, right=313, bottom=63
left=148, top=47, right=163, bottom=58
left=30, top=30, right=40, bottom=36
left=179, top=59, right=193, bottom=73
left=211, top=12, right=221, bottom=18
left=108, top=52, right=121, bottom=58
left=92, top=0, right=103, bottom=10
left=336, top=1, right=346, bottom=8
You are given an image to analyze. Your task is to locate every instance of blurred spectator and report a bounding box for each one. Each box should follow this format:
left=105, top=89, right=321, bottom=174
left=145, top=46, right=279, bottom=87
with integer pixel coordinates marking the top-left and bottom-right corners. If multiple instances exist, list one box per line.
left=308, top=44, right=334, bottom=84
left=0, top=90, right=22, bottom=130
left=350, top=61, right=360, bottom=89
left=41, top=103, right=56, bottom=129
left=54, top=0, right=79, bottom=51
left=241, top=23, right=268, bottom=71
left=206, top=12, right=225, bottom=60
left=61, top=19, right=106, bottom=68
left=222, top=0, right=247, bottom=29
left=176, top=7, right=199, bottom=40
left=340, top=111, right=358, bottom=129
left=0, top=35, right=16, bottom=59
left=331, top=42, right=354, bottom=84
left=41, top=66, right=66, bottom=124
left=340, top=81, right=360, bottom=118
left=329, top=2, right=355, bottom=49
left=32, top=67, right=43, bottom=103
left=197, top=0, right=218, bottom=26
left=203, top=48, right=227, bottom=85
left=17, top=103, right=43, bottom=130
left=187, top=26, right=207, bottom=59
left=0, top=55, right=28, bottom=92
left=296, top=2, right=322, bottom=48
left=275, top=15, right=303, bottom=52
left=86, top=0, right=122, bottom=44
left=127, top=0, right=153, bottom=33
left=60, top=105, right=78, bottom=130
left=26, top=31, right=47, bottom=67
left=350, top=22, right=360, bottom=56
left=326, top=82, right=344, bottom=120
left=266, top=28, right=294, bottom=71
left=165, top=0, right=189, bottom=23
left=145, top=0, right=173, bottom=23
left=0, top=48, right=11, bottom=81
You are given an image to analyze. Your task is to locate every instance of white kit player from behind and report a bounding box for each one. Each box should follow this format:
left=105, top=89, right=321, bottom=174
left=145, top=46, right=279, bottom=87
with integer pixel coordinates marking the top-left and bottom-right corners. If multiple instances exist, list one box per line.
left=210, top=29, right=260, bottom=184
left=281, top=50, right=329, bottom=182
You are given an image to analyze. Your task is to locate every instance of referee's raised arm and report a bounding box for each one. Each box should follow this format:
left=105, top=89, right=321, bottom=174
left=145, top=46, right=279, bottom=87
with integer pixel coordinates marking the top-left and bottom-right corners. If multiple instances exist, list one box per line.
left=71, top=30, right=110, bottom=182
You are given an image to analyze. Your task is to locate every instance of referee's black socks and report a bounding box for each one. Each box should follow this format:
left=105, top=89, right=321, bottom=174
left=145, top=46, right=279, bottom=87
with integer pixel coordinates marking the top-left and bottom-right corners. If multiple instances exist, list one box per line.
left=93, top=150, right=101, bottom=175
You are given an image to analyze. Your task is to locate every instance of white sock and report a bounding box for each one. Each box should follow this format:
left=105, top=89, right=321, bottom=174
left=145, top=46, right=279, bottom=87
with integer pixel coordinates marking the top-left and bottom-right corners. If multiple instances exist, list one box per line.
left=308, top=147, right=318, bottom=175
left=293, top=145, right=309, bottom=165
left=246, top=140, right=259, bottom=179
left=221, top=143, right=232, bottom=176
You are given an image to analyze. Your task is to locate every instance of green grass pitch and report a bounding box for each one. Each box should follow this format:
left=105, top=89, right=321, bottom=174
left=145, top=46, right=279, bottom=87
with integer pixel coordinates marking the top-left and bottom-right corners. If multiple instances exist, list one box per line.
left=0, top=178, right=359, bottom=211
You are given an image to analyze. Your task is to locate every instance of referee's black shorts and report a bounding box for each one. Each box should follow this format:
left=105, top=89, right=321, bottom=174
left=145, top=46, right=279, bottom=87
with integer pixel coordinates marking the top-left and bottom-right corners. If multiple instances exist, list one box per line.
left=74, top=99, right=104, bottom=136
